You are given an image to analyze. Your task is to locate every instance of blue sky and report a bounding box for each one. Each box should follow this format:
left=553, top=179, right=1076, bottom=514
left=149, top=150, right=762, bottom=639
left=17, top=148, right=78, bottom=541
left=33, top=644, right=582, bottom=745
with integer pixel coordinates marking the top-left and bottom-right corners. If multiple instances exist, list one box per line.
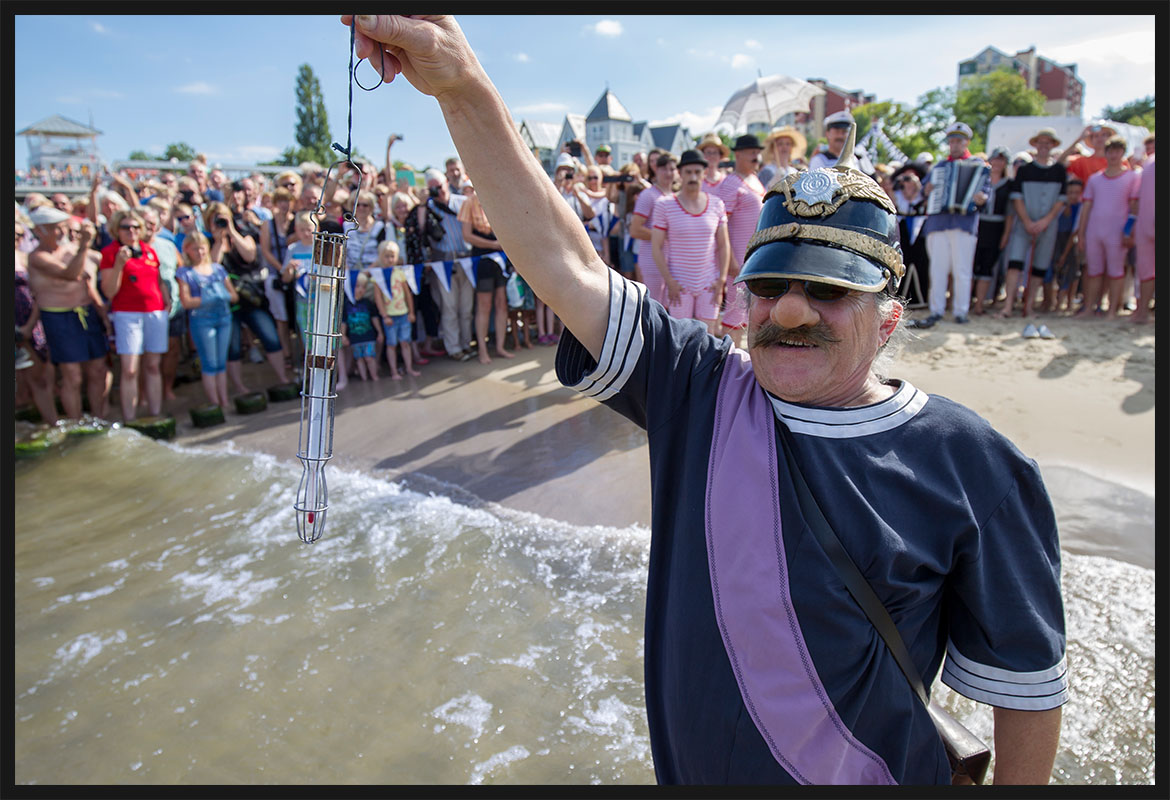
left=13, top=14, right=1156, bottom=173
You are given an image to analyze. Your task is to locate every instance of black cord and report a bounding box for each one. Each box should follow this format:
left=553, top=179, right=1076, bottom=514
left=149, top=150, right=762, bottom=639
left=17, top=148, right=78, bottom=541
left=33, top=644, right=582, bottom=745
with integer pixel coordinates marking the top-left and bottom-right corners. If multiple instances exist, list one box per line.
left=332, top=22, right=385, bottom=161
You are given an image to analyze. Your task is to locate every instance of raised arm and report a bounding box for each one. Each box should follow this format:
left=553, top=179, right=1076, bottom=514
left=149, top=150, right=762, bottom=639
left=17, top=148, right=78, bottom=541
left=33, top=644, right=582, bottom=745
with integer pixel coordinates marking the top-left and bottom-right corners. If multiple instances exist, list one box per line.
left=29, top=221, right=97, bottom=281
left=346, top=14, right=610, bottom=359
left=384, top=134, right=399, bottom=187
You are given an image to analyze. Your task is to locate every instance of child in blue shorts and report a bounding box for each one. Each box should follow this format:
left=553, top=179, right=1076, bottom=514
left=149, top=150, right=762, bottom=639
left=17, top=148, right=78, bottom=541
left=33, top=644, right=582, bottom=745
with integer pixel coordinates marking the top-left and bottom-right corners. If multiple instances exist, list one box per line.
left=375, top=240, right=420, bottom=379
left=341, top=272, right=383, bottom=381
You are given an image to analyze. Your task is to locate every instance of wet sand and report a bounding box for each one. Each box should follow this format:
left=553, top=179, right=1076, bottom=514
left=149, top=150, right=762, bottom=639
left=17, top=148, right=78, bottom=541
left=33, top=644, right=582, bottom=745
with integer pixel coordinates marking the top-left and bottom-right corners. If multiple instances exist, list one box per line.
left=166, top=311, right=1154, bottom=552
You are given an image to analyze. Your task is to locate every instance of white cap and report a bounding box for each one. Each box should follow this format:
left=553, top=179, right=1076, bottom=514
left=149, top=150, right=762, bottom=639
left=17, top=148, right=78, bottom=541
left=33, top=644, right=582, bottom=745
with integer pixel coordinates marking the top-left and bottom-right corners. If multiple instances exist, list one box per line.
left=944, top=121, right=973, bottom=140
left=555, top=152, right=576, bottom=170
left=28, top=206, right=71, bottom=226
left=824, top=110, right=854, bottom=129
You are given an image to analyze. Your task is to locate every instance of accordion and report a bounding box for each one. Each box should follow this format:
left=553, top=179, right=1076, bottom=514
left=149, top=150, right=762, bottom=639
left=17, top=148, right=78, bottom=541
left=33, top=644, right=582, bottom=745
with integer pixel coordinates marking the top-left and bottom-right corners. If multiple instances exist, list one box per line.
left=925, top=160, right=990, bottom=216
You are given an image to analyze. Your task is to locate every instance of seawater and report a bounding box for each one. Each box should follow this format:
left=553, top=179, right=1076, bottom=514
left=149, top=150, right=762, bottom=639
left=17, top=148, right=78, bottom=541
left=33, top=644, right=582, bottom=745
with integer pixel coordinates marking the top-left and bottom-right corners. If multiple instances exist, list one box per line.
left=13, top=430, right=1155, bottom=785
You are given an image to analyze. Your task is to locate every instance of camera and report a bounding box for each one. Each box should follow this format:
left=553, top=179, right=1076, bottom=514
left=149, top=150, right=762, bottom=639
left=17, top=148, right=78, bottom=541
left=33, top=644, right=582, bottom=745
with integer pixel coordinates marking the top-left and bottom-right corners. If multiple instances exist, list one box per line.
left=718, top=159, right=735, bottom=169
left=602, top=174, right=635, bottom=184
left=179, top=189, right=195, bottom=204
left=567, top=141, right=582, bottom=158
left=215, top=217, right=229, bottom=229
left=130, top=244, right=143, bottom=258
left=428, top=186, right=441, bottom=198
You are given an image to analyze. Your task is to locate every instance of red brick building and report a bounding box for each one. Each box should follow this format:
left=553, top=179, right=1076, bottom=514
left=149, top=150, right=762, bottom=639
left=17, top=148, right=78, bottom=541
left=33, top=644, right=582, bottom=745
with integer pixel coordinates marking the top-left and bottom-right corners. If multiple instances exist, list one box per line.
left=958, top=46, right=1084, bottom=117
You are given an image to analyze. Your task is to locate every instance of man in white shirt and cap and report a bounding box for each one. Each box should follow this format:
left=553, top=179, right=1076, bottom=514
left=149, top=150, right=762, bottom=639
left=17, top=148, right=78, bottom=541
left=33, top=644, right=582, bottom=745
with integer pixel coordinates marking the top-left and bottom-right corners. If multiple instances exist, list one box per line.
left=810, top=110, right=875, bottom=175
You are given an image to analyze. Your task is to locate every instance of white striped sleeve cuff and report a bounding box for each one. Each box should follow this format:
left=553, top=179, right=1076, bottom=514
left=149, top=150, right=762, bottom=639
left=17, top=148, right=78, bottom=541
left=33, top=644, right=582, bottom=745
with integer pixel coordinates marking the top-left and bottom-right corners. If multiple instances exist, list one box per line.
left=562, top=271, right=646, bottom=403
left=940, top=639, right=1069, bottom=711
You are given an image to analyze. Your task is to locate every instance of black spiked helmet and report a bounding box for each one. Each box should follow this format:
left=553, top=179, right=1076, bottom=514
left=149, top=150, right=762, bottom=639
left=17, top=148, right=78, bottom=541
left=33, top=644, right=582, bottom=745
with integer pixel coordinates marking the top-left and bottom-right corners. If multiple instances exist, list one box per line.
left=737, top=121, right=905, bottom=294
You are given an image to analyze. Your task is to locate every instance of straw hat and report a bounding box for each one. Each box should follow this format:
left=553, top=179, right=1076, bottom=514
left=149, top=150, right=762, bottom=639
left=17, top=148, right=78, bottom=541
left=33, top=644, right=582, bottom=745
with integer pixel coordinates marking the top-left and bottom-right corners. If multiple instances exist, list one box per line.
left=696, top=132, right=730, bottom=159
left=765, top=125, right=808, bottom=157
left=1029, top=127, right=1061, bottom=147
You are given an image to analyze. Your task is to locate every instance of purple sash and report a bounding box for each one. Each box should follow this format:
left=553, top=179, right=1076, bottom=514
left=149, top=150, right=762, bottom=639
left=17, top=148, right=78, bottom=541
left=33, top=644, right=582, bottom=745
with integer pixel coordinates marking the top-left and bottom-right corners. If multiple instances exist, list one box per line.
left=704, top=348, right=895, bottom=785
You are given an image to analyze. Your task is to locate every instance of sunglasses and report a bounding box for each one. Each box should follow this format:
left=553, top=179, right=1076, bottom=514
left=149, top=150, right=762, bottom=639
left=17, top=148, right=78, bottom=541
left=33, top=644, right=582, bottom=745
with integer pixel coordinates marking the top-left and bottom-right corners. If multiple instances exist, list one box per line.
left=280, top=182, right=297, bottom=188
left=176, top=215, right=191, bottom=222
left=745, top=278, right=853, bottom=303
left=120, top=223, right=142, bottom=230
left=356, top=202, right=372, bottom=208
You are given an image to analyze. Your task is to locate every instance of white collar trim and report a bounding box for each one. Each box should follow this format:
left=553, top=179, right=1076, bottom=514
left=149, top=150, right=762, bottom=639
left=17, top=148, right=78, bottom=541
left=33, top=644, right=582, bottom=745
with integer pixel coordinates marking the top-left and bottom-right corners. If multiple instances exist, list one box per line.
left=767, top=381, right=929, bottom=438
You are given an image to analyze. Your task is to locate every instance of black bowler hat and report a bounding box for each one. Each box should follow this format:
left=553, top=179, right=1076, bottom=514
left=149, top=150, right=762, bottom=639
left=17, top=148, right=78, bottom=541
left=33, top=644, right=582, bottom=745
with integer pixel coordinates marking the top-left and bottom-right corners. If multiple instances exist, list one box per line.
left=737, top=121, right=905, bottom=294
left=731, top=134, right=763, bottom=151
left=677, top=149, right=707, bottom=169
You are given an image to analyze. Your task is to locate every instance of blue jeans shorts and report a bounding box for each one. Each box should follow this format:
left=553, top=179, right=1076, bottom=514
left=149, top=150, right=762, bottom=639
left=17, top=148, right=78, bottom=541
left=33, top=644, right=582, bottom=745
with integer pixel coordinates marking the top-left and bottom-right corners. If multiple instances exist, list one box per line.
left=384, top=314, right=412, bottom=347
left=351, top=340, right=376, bottom=359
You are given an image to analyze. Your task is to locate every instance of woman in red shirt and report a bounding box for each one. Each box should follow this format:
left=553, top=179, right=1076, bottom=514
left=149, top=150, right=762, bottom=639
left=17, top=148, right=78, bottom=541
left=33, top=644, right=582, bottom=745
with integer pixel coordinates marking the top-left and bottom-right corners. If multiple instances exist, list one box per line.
left=99, top=208, right=170, bottom=421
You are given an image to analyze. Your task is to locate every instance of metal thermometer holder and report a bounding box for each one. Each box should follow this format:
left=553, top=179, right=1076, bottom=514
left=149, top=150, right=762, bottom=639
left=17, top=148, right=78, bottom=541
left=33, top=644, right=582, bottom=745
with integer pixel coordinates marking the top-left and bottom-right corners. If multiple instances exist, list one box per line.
left=295, top=161, right=365, bottom=543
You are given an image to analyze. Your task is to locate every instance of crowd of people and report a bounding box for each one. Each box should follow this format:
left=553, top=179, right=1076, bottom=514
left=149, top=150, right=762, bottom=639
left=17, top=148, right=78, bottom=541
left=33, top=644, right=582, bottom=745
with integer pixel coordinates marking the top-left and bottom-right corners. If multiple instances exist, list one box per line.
left=15, top=114, right=1156, bottom=428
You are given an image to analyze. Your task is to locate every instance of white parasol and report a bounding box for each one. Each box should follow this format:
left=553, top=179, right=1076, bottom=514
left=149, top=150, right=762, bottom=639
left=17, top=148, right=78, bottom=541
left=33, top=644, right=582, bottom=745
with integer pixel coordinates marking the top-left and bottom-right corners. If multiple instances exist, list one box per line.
left=714, top=74, right=825, bottom=135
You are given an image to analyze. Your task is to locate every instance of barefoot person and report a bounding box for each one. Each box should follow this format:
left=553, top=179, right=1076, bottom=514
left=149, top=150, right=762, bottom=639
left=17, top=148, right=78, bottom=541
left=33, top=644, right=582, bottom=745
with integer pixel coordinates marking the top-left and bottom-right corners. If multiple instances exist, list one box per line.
left=1074, top=136, right=1141, bottom=319
left=99, top=209, right=170, bottom=422
left=26, top=206, right=110, bottom=420
left=344, top=15, right=1066, bottom=785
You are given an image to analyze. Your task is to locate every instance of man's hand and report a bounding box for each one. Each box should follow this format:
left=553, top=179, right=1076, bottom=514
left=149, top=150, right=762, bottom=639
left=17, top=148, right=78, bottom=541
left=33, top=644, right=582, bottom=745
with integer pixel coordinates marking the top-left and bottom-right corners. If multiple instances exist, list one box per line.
left=345, top=15, right=478, bottom=101
left=973, top=191, right=987, bottom=206
left=78, top=220, right=96, bottom=246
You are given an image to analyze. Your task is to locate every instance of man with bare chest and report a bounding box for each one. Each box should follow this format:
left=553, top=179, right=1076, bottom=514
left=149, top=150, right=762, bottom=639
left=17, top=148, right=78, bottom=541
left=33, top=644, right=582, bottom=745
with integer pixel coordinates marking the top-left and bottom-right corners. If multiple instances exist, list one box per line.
left=26, top=206, right=111, bottom=420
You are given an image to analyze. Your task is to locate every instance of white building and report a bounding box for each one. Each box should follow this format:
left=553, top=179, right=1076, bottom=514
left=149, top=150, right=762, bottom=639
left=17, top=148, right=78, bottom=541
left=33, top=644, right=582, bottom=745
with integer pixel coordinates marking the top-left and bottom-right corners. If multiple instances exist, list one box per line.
left=522, top=89, right=693, bottom=175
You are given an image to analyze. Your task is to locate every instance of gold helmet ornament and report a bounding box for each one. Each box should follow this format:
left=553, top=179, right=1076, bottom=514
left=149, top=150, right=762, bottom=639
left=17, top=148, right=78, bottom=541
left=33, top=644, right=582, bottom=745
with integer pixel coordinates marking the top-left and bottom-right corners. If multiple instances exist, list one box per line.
left=737, top=121, right=905, bottom=294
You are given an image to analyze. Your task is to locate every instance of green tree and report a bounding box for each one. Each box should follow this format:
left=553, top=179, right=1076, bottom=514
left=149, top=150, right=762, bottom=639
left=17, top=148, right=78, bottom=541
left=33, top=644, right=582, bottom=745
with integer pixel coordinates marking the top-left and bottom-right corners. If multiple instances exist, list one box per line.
left=163, top=142, right=198, bottom=162
left=846, top=86, right=955, bottom=162
left=293, top=63, right=334, bottom=166
left=953, top=70, right=1046, bottom=151
left=127, top=148, right=157, bottom=161
left=1102, top=95, right=1154, bottom=131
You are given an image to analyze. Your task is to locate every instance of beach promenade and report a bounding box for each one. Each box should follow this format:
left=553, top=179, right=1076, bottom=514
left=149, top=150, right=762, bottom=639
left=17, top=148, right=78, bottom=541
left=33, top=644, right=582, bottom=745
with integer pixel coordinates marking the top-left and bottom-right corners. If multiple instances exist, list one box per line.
left=168, top=312, right=1155, bottom=546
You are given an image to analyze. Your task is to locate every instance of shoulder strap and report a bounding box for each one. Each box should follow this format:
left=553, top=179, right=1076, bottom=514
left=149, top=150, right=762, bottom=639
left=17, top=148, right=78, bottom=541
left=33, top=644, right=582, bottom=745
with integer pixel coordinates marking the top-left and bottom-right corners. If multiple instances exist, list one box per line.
left=776, top=423, right=930, bottom=707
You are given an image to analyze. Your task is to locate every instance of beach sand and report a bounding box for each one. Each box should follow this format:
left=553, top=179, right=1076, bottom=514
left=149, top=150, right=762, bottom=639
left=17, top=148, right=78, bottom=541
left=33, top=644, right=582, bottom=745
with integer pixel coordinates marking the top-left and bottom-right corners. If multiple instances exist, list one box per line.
left=167, top=311, right=1155, bottom=534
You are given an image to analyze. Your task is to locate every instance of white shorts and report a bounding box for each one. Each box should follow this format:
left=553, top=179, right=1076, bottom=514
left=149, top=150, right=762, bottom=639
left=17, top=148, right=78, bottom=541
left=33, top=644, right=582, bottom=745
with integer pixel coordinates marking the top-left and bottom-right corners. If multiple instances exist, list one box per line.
left=112, top=310, right=169, bottom=355
left=265, top=273, right=288, bottom=323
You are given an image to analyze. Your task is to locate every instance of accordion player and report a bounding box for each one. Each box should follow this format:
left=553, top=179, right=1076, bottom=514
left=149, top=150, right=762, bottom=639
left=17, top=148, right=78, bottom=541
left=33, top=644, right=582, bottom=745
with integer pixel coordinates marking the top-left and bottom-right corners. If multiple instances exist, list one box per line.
left=925, top=159, right=992, bottom=216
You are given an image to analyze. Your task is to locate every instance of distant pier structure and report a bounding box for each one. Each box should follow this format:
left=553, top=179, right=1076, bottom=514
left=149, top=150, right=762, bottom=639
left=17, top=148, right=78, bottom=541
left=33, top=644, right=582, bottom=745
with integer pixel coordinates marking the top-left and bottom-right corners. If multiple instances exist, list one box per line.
left=15, top=114, right=104, bottom=197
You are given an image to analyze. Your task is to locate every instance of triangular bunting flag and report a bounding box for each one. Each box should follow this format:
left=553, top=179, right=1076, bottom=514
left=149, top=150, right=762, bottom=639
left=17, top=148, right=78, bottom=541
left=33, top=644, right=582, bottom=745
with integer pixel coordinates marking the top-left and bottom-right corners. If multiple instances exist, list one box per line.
left=344, top=269, right=359, bottom=305
left=457, top=257, right=476, bottom=287
left=371, top=267, right=392, bottom=303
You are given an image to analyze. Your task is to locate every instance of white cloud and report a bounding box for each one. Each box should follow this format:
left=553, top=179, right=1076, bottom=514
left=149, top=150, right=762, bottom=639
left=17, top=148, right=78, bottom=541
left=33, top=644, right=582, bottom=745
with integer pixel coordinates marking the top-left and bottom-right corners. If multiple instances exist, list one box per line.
left=513, top=52, right=530, bottom=63
left=656, top=37, right=667, bottom=47
left=1043, top=29, right=1155, bottom=67
left=56, top=96, right=82, bottom=104
left=745, top=39, right=761, bottom=49
left=514, top=101, right=569, bottom=115
left=729, top=54, right=754, bottom=70
left=591, top=20, right=623, bottom=37
left=649, top=105, right=724, bottom=136
left=91, top=21, right=110, bottom=35
left=91, top=89, right=123, bottom=99
left=174, top=81, right=218, bottom=96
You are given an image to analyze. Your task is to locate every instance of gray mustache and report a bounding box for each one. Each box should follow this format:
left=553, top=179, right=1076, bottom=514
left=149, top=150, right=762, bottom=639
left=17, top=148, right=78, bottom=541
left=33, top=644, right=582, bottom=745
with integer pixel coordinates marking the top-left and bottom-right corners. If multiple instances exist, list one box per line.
left=749, top=322, right=839, bottom=349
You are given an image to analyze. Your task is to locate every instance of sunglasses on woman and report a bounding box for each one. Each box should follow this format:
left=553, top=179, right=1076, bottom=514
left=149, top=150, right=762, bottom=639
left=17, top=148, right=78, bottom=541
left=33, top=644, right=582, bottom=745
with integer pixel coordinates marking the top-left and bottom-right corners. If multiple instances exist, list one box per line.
left=745, top=278, right=853, bottom=303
